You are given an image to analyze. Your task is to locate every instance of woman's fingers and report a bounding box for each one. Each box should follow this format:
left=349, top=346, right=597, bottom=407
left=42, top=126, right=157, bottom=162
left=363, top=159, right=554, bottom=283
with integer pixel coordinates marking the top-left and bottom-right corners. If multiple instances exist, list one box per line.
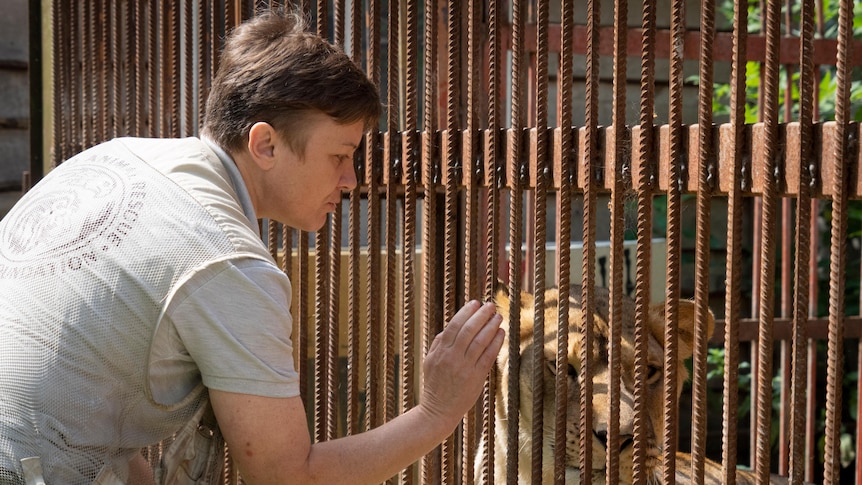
left=437, top=301, right=502, bottom=365
left=437, top=300, right=483, bottom=348
left=464, top=312, right=503, bottom=364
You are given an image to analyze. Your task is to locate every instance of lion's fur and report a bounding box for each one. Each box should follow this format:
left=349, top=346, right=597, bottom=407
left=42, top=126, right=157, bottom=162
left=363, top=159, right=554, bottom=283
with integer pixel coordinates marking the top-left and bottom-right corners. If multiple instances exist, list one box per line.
left=475, top=285, right=773, bottom=484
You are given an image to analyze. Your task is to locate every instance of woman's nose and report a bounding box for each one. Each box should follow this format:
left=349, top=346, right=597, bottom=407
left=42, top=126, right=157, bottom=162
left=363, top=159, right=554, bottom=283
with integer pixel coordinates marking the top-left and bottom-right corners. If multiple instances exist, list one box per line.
left=340, top=162, right=358, bottom=191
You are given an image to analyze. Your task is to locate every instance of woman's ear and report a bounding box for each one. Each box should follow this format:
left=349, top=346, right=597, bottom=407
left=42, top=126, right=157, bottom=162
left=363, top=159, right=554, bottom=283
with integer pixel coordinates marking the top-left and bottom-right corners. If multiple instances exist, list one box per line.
left=247, top=122, right=278, bottom=170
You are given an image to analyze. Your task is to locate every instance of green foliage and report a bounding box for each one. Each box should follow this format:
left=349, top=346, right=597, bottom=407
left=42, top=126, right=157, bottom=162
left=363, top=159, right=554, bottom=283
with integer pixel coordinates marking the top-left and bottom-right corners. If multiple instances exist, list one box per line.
left=711, top=0, right=862, bottom=123
left=689, top=2, right=862, bottom=479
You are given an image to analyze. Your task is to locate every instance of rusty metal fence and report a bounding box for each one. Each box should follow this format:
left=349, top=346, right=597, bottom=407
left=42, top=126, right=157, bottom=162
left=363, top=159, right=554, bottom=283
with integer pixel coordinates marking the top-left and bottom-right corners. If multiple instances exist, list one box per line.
left=38, top=0, right=862, bottom=483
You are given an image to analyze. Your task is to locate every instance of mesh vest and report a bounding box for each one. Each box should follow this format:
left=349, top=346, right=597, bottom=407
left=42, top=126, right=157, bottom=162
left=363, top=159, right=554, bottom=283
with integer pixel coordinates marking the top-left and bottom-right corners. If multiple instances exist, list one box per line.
left=0, top=137, right=274, bottom=484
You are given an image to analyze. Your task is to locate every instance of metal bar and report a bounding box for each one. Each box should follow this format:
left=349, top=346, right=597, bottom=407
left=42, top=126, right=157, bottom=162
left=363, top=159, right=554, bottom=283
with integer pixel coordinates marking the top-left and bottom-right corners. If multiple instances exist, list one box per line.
left=364, top=0, right=382, bottom=446
left=479, top=0, right=502, bottom=481
left=421, top=0, right=440, bottom=479
left=69, top=3, right=80, bottom=155
left=530, top=0, right=549, bottom=479
left=268, top=220, right=279, bottom=261
left=607, top=0, right=627, bottom=481
left=83, top=0, right=93, bottom=148
left=498, top=24, right=862, bottom=67
left=662, top=0, right=686, bottom=477
left=579, top=0, right=600, bottom=480
left=327, top=209, right=342, bottom=443
left=333, top=0, right=344, bottom=47
left=384, top=0, right=400, bottom=446
left=282, top=225, right=292, bottom=283
left=155, top=0, right=165, bottom=138
left=462, top=0, right=481, bottom=481
left=632, top=1, right=660, bottom=476
left=347, top=168, right=361, bottom=439
left=130, top=0, right=141, bottom=137
left=401, top=1, right=419, bottom=480
left=197, top=0, right=208, bottom=136
left=315, top=0, right=326, bottom=39
left=805, top=155, right=820, bottom=485
left=211, top=0, right=221, bottom=81
left=89, top=1, right=101, bottom=146
left=52, top=0, right=65, bottom=164
left=27, top=0, right=42, bottom=179
left=551, top=5, right=575, bottom=484
left=789, top=0, right=815, bottom=482
left=552, top=6, right=573, bottom=480
left=95, top=0, right=107, bottom=143
left=779, top=215, right=794, bottom=458
left=298, top=231, right=310, bottom=409
left=823, top=1, right=854, bottom=482
left=442, top=1, right=461, bottom=482
left=506, top=0, right=526, bottom=482
left=346, top=0, right=362, bottom=440
left=720, top=0, right=747, bottom=482
left=689, top=0, right=717, bottom=481
left=400, top=150, right=419, bottom=485
left=95, top=0, right=106, bottom=142
left=183, top=0, right=193, bottom=136
left=712, top=316, right=862, bottom=341
left=313, top=223, right=331, bottom=442
left=167, top=0, right=180, bottom=137
left=750, top=0, right=766, bottom=462
left=380, top=123, right=862, bottom=198
left=753, top=0, right=782, bottom=480
left=806, top=338, right=817, bottom=482
left=149, top=0, right=159, bottom=138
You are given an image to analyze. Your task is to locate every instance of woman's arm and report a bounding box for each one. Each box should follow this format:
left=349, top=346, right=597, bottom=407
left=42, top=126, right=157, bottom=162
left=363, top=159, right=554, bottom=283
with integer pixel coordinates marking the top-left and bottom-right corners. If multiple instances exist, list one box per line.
left=210, top=300, right=504, bottom=485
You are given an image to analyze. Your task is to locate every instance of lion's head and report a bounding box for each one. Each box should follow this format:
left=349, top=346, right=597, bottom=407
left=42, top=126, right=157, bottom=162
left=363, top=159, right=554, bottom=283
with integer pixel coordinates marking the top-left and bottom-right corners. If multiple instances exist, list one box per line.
left=479, top=285, right=714, bottom=484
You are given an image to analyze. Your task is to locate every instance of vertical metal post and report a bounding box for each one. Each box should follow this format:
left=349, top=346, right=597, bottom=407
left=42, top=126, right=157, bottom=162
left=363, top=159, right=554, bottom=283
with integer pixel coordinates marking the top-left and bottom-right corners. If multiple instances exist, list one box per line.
left=28, top=0, right=43, bottom=181
left=551, top=2, right=575, bottom=483
left=579, top=0, right=601, bottom=480
left=789, top=1, right=816, bottom=483
left=608, top=0, right=628, bottom=481
left=721, top=0, right=748, bottom=482
left=822, top=1, right=853, bottom=482
left=663, top=0, right=686, bottom=477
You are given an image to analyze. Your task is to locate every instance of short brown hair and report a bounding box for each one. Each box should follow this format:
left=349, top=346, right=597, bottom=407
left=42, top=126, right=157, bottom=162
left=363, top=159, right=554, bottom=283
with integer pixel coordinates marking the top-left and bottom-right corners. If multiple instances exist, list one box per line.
left=202, top=11, right=381, bottom=155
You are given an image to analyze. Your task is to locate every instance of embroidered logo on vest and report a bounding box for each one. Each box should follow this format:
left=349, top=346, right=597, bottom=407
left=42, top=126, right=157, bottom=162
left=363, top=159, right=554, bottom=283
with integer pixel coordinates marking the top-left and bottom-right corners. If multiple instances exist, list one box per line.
left=0, top=153, right=147, bottom=276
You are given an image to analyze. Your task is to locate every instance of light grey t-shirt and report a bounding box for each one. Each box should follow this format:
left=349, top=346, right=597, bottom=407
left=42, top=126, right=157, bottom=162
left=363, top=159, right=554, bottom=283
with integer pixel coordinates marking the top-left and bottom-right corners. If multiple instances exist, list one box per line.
left=0, top=136, right=299, bottom=484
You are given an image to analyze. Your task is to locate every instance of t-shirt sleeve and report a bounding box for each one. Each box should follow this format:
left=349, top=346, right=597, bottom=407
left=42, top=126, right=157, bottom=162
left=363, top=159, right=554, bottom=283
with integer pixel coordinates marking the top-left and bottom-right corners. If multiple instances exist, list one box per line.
left=163, top=257, right=300, bottom=398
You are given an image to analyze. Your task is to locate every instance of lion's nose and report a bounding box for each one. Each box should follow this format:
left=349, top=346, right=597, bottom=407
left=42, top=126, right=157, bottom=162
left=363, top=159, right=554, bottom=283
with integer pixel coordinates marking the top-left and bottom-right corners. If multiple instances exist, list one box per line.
left=594, top=430, right=634, bottom=451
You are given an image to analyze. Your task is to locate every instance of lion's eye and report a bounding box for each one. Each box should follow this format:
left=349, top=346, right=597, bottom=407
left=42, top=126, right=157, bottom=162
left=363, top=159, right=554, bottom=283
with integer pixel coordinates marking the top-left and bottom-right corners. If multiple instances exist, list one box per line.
left=646, top=365, right=661, bottom=384
left=546, top=362, right=578, bottom=379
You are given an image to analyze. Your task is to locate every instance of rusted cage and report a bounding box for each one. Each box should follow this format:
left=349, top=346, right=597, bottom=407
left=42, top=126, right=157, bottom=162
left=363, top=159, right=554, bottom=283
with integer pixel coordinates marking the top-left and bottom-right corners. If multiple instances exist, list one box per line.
left=36, top=0, right=862, bottom=483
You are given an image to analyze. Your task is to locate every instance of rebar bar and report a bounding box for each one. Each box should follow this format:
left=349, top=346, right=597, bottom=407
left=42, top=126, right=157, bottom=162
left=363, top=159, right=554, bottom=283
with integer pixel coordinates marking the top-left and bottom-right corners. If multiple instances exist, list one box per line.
left=789, top=0, right=815, bottom=483
left=608, top=0, right=628, bottom=481
left=720, top=1, right=748, bottom=483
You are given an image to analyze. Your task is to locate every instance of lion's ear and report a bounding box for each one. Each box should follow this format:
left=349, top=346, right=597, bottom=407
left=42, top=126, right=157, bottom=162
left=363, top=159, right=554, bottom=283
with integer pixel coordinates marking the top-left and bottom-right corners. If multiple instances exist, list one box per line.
left=494, top=285, right=512, bottom=321
left=493, top=285, right=535, bottom=340
left=649, top=300, right=716, bottom=361
left=674, top=300, right=716, bottom=360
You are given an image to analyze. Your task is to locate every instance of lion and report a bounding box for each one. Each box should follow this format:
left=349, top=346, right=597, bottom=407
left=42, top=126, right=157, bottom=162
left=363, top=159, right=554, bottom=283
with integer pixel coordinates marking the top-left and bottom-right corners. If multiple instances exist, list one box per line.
left=475, top=285, right=789, bottom=484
